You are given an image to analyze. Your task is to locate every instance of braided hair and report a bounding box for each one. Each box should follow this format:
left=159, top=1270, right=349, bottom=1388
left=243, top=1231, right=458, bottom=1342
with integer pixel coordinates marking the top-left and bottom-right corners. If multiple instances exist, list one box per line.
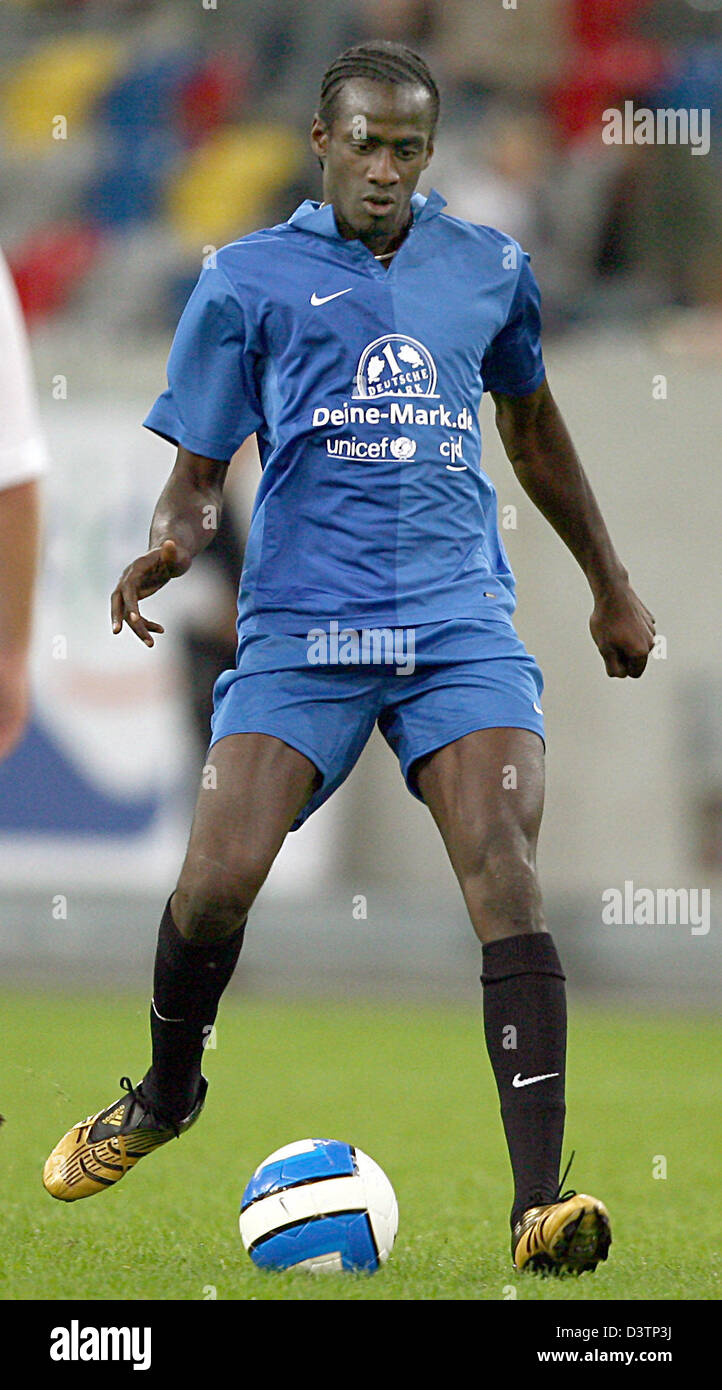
left=318, top=40, right=440, bottom=136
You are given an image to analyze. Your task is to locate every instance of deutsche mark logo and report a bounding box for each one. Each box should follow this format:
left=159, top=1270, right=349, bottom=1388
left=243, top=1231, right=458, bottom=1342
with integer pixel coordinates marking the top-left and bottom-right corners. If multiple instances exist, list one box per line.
left=354, top=334, right=438, bottom=399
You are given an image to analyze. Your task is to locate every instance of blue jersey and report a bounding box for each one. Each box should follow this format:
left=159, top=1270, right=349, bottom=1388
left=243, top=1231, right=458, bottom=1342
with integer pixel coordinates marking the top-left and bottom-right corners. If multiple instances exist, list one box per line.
left=144, top=190, right=545, bottom=635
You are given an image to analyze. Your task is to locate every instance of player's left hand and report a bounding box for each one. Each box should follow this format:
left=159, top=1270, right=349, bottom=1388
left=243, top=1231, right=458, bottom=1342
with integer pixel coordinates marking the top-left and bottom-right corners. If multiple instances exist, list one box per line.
left=589, top=583, right=656, bottom=678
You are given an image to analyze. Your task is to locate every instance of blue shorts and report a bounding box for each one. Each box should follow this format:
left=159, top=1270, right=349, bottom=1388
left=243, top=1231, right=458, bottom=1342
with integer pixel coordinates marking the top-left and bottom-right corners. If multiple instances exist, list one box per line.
left=209, top=618, right=545, bottom=830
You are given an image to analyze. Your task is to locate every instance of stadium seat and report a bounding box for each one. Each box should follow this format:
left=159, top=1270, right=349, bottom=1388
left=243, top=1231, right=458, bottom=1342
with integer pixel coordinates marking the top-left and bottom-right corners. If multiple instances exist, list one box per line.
left=547, top=0, right=667, bottom=142
left=177, top=53, right=251, bottom=145
left=2, top=36, right=124, bottom=146
left=7, top=223, right=103, bottom=323
left=96, top=50, right=197, bottom=145
left=547, top=38, right=666, bottom=141
left=166, top=124, right=305, bottom=247
left=571, top=0, right=656, bottom=47
left=84, top=131, right=183, bottom=229
left=649, top=43, right=722, bottom=163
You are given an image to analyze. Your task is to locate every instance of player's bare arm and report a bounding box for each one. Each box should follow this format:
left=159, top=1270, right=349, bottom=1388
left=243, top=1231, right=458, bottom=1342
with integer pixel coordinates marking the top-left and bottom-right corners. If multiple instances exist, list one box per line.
left=492, top=379, right=656, bottom=679
left=0, top=477, right=41, bottom=758
left=110, top=445, right=229, bottom=647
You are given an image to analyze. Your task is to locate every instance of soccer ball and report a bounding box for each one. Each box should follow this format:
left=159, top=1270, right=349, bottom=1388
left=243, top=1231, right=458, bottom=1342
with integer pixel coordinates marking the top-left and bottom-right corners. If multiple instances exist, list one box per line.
left=239, top=1138, right=398, bottom=1274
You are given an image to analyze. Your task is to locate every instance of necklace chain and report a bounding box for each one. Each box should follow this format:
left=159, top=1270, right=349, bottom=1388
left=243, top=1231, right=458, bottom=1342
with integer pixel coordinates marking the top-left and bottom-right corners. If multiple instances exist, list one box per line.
left=318, top=202, right=410, bottom=260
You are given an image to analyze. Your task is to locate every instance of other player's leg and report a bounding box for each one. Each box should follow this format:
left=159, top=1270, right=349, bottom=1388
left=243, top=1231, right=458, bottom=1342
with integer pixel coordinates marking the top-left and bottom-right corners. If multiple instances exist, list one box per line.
left=414, top=727, right=610, bottom=1273
left=43, top=733, right=319, bottom=1201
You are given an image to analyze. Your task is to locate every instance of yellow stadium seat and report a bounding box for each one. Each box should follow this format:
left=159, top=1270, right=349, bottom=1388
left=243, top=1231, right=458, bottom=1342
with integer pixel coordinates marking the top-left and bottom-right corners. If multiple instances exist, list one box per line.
left=3, top=36, right=125, bottom=146
left=166, top=125, right=305, bottom=247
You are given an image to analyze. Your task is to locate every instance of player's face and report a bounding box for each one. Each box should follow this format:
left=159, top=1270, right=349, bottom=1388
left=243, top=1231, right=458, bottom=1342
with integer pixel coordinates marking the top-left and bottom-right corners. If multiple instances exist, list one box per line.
left=311, top=79, right=435, bottom=248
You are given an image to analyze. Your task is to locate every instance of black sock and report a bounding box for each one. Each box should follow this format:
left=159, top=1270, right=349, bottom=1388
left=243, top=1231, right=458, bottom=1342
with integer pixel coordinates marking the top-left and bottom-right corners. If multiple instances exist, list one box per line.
left=480, top=930, right=567, bottom=1229
left=143, top=896, right=246, bottom=1120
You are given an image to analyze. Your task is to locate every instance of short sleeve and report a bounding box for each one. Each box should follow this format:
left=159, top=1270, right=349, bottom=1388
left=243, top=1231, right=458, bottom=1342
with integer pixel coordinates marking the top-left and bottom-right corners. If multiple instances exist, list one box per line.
left=481, top=250, right=546, bottom=397
left=144, top=263, right=265, bottom=460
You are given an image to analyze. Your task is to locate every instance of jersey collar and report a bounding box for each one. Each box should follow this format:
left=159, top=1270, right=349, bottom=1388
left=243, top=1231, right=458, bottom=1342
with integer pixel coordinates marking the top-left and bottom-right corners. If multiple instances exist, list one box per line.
left=287, top=188, right=447, bottom=239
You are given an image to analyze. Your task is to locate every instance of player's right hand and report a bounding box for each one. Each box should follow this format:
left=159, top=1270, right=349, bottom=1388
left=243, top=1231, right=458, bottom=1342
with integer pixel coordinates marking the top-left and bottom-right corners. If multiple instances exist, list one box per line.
left=111, top=537, right=191, bottom=647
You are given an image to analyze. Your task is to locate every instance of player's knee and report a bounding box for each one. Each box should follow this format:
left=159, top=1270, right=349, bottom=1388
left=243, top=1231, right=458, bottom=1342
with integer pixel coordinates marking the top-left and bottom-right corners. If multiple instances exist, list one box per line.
left=172, top=886, right=248, bottom=942
left=173, top=846, right=271, bottom=940
left=461, top=826, right=540, bottom=915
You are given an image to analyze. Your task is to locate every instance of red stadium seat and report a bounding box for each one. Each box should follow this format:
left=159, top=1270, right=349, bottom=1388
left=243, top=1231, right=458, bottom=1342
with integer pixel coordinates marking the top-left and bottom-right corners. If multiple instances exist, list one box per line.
left=571, top=0, right=656, bottom=48
left=177, top=53, right=252, bottom=145
left=7, top=223, right=103, bottom=324
left=548, top=0, right=666, bottom=141
left=547, top=38, right=667, bottom=142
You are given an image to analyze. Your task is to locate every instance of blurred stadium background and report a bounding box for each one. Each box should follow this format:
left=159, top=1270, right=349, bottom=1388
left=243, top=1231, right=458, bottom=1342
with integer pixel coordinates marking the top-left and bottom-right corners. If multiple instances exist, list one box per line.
left=1, top=0, right=720, bottom=1008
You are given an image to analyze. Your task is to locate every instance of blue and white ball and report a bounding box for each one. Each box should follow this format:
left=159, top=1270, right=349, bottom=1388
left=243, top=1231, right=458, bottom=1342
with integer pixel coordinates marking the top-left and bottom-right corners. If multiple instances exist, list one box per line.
left=239, top=1138, right=398, bottom=1274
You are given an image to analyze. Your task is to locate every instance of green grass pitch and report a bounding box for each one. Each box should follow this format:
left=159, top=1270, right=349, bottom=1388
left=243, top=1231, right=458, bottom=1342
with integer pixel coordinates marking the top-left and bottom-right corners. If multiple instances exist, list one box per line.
left=2, top=994, right=720, bottom=1301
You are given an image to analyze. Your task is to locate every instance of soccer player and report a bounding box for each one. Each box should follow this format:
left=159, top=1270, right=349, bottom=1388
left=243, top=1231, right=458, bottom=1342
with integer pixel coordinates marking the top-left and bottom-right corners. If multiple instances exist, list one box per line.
left=44, top=42, right=655, bottom=1276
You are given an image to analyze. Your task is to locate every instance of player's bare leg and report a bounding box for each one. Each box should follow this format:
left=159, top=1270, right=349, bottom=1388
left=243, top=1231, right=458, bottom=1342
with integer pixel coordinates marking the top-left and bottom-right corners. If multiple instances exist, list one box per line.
left=415, top=727, right=610, bottom=1274
left=43, top=733, right=319, bottom=1201
left=414, top=726, right=545, bottom=946
left=172, top=731, right=320, bottom=942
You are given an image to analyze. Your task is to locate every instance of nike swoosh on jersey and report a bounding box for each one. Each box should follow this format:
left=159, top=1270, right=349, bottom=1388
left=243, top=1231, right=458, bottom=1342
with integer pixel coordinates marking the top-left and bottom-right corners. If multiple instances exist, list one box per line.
left=310, top=288, right=353, bottom=307
left=512, top=1071, right=560, bottom=1088
left=533, top=702, right=543, bottom=715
